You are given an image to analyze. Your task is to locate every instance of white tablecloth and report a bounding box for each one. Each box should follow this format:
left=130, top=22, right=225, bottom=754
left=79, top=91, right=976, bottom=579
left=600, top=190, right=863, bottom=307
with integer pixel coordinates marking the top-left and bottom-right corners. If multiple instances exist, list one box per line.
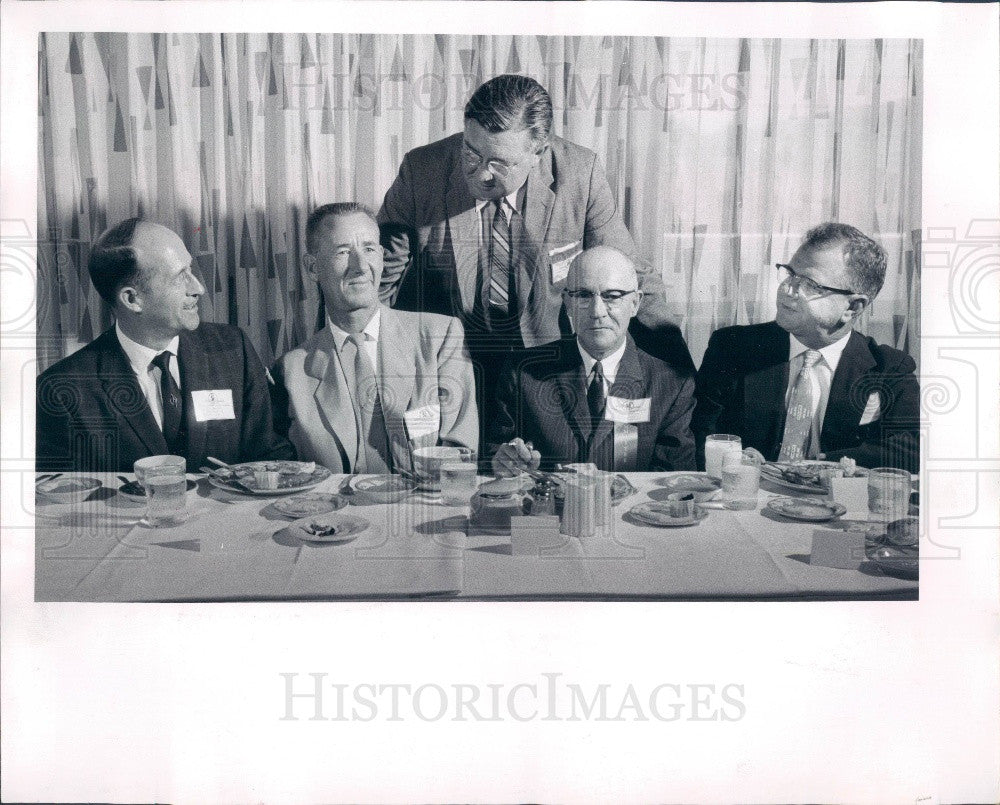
left=34, top=473, right=918, bottom=601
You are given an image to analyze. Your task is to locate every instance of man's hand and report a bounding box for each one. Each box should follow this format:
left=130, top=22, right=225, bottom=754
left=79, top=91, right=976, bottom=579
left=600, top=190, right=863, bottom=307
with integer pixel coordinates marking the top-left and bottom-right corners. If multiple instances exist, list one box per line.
left=492, top=438, right=541, bottom=477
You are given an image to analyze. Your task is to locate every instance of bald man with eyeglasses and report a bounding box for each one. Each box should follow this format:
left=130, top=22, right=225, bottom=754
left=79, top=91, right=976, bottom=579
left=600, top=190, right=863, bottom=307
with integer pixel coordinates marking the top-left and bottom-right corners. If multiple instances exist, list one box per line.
left=488, top=247, right=696, bottom=475
left=693, top=222, right=919, bottom=472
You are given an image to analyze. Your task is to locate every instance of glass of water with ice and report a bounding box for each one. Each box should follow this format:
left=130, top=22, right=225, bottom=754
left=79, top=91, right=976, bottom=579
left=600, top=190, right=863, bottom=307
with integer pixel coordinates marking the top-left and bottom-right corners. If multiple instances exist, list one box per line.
left=134, top=455, right=188, bottom=526
left=721, top=450, right=761, bottom=510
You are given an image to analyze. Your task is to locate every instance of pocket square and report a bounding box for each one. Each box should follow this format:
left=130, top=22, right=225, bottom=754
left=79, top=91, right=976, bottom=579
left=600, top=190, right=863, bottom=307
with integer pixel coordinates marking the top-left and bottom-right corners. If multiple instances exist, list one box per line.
left=858, top=391, right=882, bottom=425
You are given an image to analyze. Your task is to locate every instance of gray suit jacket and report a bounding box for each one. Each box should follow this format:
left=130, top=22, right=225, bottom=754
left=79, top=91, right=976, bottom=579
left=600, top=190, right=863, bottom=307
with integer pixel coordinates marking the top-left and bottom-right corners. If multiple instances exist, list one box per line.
left=377, top=132, right=671, bottom=349
left=272, top=306, right=479, bottom=473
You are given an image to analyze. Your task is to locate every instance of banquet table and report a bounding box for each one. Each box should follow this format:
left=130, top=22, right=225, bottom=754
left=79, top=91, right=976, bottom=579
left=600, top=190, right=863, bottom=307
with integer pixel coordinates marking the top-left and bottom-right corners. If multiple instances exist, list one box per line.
left=33, top=472, right=918, bottom=602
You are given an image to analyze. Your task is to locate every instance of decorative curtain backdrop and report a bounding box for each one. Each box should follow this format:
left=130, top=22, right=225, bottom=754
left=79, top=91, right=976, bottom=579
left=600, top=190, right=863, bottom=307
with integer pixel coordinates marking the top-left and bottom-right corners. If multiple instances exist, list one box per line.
left=37, top=33, right=921, bottom=372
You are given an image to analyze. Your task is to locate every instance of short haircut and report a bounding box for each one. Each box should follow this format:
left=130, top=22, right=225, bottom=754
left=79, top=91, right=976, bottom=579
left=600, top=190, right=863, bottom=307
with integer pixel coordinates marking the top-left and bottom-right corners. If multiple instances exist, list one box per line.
left=801, top=222, right=887, bottom=298
left=87, top=217, right=144, bottom=306
left=464, top=74, right=553, bottom=147
left=305, top=202, right=377, bottom=254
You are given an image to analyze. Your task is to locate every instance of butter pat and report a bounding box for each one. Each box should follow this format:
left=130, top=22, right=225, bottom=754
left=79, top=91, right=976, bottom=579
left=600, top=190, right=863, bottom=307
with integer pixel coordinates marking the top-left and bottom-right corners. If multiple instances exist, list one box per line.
left=810, top=528, right=866, bottom=570
left=510, top=516, right=564, bottom=557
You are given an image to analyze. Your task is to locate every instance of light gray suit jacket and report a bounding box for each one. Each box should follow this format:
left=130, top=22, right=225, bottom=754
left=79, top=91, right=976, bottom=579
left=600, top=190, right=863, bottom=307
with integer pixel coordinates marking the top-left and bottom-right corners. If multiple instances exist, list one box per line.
left=272, top=306, right=478, bottom=473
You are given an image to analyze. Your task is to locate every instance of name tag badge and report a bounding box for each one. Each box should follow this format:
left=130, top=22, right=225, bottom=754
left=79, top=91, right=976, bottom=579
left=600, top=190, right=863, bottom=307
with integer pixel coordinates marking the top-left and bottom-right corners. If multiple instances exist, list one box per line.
left=858, top=392, right=882, bottom=425
left=403, top=403, right=441, bottom=441
left=191, top=389, right=236, bottom=422
left=605, top=396, right=651, bottom=424
left=549, top=241, right=582, bottom=284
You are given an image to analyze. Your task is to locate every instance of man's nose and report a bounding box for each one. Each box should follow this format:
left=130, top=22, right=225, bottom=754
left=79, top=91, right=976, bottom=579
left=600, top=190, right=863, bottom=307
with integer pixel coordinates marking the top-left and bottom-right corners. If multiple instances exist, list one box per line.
left=188, top=272, right=206, bottom=295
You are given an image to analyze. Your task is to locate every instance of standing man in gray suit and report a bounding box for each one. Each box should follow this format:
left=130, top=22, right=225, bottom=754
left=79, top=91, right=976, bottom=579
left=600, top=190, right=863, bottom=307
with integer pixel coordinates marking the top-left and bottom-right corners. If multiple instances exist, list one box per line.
left=376, top=74, right=692, bottom=445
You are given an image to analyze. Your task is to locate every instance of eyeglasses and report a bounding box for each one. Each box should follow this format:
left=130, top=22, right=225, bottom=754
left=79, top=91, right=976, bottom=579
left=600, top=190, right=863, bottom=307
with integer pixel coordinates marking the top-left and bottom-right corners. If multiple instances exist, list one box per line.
left=460, top=141, right=531, bottom=179
left=563, top=288, right=640, bottom=305
left=775, top=263, right=854, bottom=297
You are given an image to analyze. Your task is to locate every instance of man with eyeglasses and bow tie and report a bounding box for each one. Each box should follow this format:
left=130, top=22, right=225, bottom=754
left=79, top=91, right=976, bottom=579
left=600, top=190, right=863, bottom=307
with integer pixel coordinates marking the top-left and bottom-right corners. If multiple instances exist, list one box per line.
left=377, top=74, right=692, bottom=449
left=693, top=222, right=919, bottom=472
left=36, top=219, right=294, bottom=472
left=488, top=246, right=696, bottom=475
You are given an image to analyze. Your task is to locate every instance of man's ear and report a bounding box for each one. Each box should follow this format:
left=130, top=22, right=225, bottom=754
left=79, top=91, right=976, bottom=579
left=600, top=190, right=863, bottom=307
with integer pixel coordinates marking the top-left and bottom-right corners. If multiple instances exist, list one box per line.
left=844, top=294, right=870, bottom=322
left=117, top=284, right=142, bottom=313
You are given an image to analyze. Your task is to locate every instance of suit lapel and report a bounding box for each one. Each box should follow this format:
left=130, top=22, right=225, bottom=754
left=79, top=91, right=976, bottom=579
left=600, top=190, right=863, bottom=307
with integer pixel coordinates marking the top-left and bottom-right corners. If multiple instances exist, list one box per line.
left=376, top=308, right=418, bottom=471
left=177, top=330, right=210, bottom=464
left=821, top=330, right=876, bottom=448
left=743, top=324, right=790, bottom=458
left=518, top=151, right=556, bottom=318
left=551, top=342, right=591, bottom=457
left=97, top=330, right=166, bottom=456
left=444, top=152, right=482, bottom=315
left=307, top=328, right=357, bottom=472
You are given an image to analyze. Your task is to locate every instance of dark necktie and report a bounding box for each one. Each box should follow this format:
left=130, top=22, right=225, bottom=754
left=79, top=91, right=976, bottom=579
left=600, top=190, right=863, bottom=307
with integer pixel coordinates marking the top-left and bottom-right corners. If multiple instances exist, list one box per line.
left=151, top=350, right=182, bottom=449
left=488, top=200, right=512, bottom=314
left=346, top=334, right=392, bottom=473
left=587, top=361, right=607, bottom=431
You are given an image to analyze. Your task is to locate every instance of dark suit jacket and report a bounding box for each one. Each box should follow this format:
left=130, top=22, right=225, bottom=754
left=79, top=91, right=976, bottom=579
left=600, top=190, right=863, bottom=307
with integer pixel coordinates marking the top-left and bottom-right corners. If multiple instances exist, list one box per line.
left=487, top=336, right=696, bottom=472
left=376, top=132, right=673, bottom=350
left=693, top=321, right=919, bottom=472
left=36, top=324, right=295, bottom=472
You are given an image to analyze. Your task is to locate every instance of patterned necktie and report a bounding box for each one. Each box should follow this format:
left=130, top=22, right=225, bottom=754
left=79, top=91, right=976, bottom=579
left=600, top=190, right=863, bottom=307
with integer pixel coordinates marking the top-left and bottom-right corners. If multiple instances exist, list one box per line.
left=778, top=349, right=823, bottom=462
left=587, top=361, right=607, bottom=431
left=151, top=351, right=182, bottom=449
left=488, top=200, right=512, bottom=313
left=346, top=334, right=391, bottom=474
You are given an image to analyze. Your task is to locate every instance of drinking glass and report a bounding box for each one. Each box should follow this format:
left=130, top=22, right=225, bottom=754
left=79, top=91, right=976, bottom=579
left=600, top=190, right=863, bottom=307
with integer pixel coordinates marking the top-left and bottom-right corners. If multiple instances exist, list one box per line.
left=721, top=451, right=761, bottom=510
left=134, top=454, right=187, bottom=526
left=440, top=451, right=478, bottom=506
left=560, top=474, right=598, bottom=538
left=867, top=467, right=912, bottom=525
left=413, top=445, right=475, bottom=492
left=705, top=434, right=742, bottom=480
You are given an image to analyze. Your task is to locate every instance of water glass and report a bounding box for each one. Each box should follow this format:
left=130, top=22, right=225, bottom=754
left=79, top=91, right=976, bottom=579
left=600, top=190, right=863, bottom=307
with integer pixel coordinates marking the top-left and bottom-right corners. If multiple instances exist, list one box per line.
left=705, top=434, right=742, bottom=480
left=721, top=451, right=761, bottom=510
left=560, top=474, right=598, bottom=538
left=134, top=454, right=187, bottom=526
left=413, top=445, right=475, bottom=492
left=867, top=467, right=912, bottom=525
left=440, top=460, right=478, bottom=506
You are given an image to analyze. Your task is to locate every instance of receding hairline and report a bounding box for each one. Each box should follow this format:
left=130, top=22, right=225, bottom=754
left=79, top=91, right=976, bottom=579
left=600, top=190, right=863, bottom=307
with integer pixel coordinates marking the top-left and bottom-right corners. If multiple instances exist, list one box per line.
left=568, top=247, right=639, bottom=287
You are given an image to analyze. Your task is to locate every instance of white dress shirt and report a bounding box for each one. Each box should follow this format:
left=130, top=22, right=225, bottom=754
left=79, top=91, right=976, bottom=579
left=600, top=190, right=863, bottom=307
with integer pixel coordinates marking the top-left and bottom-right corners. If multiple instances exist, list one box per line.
left=328, top=308, right=381, bottom=374
left=475, top=188, right=521, bottom=230
left=785, top=331, right=851, bottom=458
left=578, top=338, right=628, bottom=394
left=115, top=323, right=180, bottom=431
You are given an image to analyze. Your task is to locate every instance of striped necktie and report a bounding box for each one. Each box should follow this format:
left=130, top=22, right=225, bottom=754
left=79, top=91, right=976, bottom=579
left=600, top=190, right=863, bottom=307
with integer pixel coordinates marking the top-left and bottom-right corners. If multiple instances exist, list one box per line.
left=488, top=200, right=512, bottom=313
left=778, top=349, right=823, bottom=462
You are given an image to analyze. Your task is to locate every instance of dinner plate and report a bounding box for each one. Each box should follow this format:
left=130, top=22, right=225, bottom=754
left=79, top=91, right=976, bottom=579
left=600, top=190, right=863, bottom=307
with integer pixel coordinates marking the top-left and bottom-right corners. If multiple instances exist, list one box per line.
left=552, top=473, right=637, bottom=506
left=268, top=493, right=347, bottom=519
left=628, top=501, right=708, bottom=528
left=118, top=479, right=196, bottom=501
left=207, top=461, right=332, bottom=496
left=347, top=474, right=418, bottom=504
left=759, top=461, right=868, bottom=495
left=765, top=496, right=847, bottom=522
left=655, top=473, right=721, bottom=494
left=284, top=512, right=372, bottom=544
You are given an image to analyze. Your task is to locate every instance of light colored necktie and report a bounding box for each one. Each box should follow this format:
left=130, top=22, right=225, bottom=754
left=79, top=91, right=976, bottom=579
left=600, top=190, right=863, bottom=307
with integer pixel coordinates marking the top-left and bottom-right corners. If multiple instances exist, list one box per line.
left=488, top=200, right=512, bottom=312
left=345, top=334, right=391, bottom=473
left=779, top=349, right=822, bottom=462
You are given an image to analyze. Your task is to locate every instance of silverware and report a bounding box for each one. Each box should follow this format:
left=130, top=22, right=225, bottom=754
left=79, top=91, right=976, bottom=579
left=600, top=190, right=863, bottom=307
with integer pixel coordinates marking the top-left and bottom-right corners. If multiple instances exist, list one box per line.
left=335, top=474, right=354, bottom=496
left=200, top=466, right=255, bottom=494
left=35, top=473, right=58, bottom=483
left=206, top=456, right=231, bottom=469
left=117, top=474, right=132, bottom=487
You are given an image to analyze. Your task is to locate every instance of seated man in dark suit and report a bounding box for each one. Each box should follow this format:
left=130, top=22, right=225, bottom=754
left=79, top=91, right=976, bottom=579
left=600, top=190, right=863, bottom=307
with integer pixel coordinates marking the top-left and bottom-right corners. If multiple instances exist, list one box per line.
left=693, top=222, right=919, bottom=472
left=36, top=218, right=294, bottom=472
left=488, top=246, right=696, bottom=475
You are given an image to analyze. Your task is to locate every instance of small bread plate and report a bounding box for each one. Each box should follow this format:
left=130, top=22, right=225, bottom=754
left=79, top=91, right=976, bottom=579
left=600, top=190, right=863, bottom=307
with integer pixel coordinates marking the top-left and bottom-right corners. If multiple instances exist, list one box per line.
left=36, top=476, right=102, bottom=503
left=118, top=478, right=196, bottom=501
left=552, top=473, right=637, bottom=506
left=628, top=501, right=708, bottom=528
left=865, top=543, right=919, bottom=580
left=284, top=512, right=372, bottom=544
left=760, top=461, right=868, bottom=495
left=766, top=496, right=847, bottom=522
left=655, top=472, right=721, bottom=498
left=207, top=461, right=332, bottom=496
left=267, top=493, right=347, bottom=519
left=348, top=474, right=418, bottom=505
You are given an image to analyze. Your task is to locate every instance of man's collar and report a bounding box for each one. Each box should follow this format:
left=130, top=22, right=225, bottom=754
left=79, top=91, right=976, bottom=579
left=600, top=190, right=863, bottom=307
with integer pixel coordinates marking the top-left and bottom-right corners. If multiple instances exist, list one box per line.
left=788, top=329, right=852, bottom=366
left=474, top=185, right=523, bottom=219
left=327, top=307, right=381, bottom=350
left=115, top=322, right=180, bottom=372
left=577, top=337, right=628, bottom=383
